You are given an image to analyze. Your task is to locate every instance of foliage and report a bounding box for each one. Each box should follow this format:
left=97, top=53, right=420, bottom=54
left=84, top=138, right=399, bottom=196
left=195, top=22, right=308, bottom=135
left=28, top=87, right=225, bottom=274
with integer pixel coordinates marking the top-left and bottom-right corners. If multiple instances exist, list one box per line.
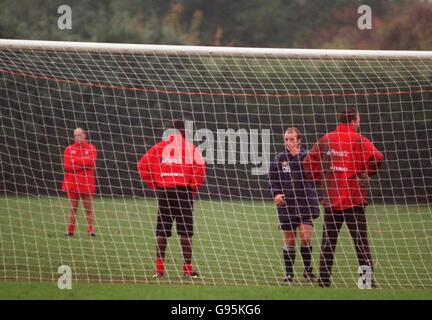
left=0, top=0, right=430, bottom=49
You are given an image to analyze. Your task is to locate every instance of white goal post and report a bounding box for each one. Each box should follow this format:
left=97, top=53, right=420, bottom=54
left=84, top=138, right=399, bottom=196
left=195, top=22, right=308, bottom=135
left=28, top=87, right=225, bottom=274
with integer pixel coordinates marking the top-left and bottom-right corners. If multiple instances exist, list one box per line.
left=0, top=39, right=431, bottom=288
left=1, top=39, right=432, bottom=57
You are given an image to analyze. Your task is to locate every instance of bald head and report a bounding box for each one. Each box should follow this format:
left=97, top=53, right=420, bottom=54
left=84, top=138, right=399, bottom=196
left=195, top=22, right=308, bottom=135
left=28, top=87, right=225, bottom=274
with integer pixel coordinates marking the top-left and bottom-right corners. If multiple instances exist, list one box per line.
left=74, top=128, right=86, bottom=144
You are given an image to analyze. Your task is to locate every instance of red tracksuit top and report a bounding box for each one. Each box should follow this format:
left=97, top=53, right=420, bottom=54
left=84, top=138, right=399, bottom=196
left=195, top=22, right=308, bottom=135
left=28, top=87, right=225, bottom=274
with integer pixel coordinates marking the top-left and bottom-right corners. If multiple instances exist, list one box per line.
left=303, top=124, right=384, bottom=211
left=61, top=141, right=97, bottom=194
left=137, top=134, right=206, bottom=191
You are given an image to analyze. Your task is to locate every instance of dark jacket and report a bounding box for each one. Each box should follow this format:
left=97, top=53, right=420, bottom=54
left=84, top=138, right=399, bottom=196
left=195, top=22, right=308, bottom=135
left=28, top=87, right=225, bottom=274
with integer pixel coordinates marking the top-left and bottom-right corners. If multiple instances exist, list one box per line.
left=268, top=148, right=320, bottom=219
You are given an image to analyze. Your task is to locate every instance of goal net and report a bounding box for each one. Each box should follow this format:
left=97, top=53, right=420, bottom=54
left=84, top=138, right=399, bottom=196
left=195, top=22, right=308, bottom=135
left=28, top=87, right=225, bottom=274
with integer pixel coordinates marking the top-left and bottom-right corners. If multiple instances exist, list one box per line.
left=0, top=40, right=431, bottom=288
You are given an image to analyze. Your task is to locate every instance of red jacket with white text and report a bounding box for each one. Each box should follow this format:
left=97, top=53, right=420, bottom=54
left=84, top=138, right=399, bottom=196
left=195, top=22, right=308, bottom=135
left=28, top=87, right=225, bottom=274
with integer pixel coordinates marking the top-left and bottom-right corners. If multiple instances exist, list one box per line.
left=62, top=141, right=97, bottom=194
left=137, top=134, right=206, bottom=191
left=303, top=124, right=384, bottom=211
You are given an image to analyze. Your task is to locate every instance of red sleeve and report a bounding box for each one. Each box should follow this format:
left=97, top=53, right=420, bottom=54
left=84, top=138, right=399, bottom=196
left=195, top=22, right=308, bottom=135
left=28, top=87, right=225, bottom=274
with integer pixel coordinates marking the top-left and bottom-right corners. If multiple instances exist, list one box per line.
left=303, top=138, right=324, bottom=182
left=360, top=136, right=385, bottom=176
left=63, top=147, right=73, bottom=172
left=137, top=145, right=158, bottom=189
left=63, top=146, right=83, bottom=172
left=81, top=145, right=97, bottom=169
left=189, top=146, right=206, bottom=191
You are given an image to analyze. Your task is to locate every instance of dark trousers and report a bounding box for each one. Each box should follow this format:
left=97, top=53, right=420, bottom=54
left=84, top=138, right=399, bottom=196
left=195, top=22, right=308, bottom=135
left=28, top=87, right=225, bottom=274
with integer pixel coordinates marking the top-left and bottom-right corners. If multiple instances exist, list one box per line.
left=319, top=206, right=373, bottom=282
left=156, top=186, right=194, bottom=238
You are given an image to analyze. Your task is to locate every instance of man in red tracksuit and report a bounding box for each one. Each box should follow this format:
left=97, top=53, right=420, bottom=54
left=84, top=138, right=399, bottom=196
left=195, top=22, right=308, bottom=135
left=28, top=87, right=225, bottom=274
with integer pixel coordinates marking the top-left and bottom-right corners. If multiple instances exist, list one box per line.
left=62, top=128, right=97, bottom=237
left=138, top=119, right=206, bottom=279
left=304, top=108, right=384, bottom=287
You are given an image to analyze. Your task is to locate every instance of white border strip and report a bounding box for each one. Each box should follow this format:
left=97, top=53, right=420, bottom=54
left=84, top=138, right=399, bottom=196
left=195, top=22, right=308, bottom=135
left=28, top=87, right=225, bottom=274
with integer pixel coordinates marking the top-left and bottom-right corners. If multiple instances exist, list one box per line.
left=0, top=39, right=431, bottom=58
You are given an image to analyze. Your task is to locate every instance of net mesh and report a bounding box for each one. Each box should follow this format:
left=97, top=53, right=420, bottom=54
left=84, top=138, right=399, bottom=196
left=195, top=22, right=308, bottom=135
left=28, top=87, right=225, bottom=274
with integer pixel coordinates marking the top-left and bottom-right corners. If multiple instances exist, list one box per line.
left=0, top=44, right=431, bottom=288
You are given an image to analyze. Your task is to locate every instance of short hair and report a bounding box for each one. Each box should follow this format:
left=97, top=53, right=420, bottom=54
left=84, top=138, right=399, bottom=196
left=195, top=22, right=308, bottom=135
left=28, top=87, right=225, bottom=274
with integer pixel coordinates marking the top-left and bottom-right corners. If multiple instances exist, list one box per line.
left=284, top=127, right=301, bottom=141
left=74, top=127, right=86, bottom=136
left=339, top=108, right=359, bottom=124
left=173, top=118, right=186, bottom=137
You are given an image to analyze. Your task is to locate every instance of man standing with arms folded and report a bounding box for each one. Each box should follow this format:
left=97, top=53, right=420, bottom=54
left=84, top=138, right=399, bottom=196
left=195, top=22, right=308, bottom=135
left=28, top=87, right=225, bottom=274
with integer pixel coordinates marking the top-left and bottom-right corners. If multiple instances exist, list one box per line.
left=138, top=119, right=206, bottom=279
left=268, top=127, right=320, bottom=284
left=304, top=108, right=384, bottom=288
left=62, top=128, right=97, bottom=237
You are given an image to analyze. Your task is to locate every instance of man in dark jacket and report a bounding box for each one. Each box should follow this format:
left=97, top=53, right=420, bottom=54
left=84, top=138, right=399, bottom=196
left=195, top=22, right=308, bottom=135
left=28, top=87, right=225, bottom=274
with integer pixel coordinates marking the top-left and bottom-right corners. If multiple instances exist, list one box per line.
left=268, top=127, right=320, bottom=284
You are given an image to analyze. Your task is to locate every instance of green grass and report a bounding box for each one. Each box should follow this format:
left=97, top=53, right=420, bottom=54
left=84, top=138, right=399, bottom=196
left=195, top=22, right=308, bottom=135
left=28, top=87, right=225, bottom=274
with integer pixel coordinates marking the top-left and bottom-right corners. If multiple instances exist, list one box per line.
left=1, top=282, right=431, bottom=300
left=0, top=195, right=432, bottom=299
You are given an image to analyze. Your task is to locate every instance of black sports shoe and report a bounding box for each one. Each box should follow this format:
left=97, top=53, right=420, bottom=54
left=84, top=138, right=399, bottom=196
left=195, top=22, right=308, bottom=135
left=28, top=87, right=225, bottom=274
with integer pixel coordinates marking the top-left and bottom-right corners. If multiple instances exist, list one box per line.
left=152, top=272, right=164, bottom=279
left=317, top=277, right=331, bottom=288
left=184, top=272, right=199, bottom=279
left=283, top=274, right=294, bottom=284
left=303, top=270, right=317, bottom=283
left=88, top=233, right=96, bottom=237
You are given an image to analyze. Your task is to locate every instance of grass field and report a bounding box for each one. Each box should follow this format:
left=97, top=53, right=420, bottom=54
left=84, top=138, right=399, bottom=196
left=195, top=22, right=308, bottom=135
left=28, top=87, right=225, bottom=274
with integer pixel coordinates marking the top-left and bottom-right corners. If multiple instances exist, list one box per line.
left=1, top=195, right=431, bottom=299
left=1, top=282, right=431, bottom=300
